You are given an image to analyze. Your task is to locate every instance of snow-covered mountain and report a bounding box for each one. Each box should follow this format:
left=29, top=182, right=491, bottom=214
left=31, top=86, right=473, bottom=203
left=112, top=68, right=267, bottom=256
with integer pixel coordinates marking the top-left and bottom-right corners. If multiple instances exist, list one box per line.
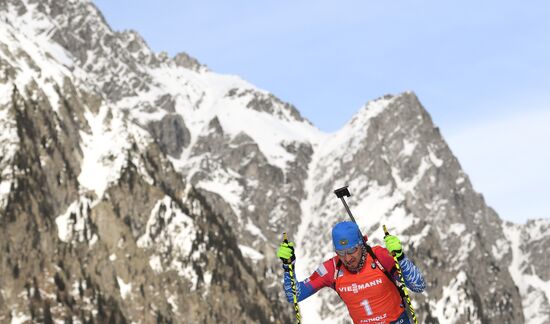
left=0, top=0, right=548, bottom=323
left=503, top=220, right=550, bottom=324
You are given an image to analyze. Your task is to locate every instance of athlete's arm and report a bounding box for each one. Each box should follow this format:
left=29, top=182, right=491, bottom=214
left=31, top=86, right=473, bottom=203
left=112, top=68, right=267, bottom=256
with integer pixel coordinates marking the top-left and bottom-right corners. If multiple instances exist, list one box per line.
left=282, top=257, right=337, bottom=303
left=398, top=256, right=426, bottom=293
left=374, top=246, right=426, bottom=293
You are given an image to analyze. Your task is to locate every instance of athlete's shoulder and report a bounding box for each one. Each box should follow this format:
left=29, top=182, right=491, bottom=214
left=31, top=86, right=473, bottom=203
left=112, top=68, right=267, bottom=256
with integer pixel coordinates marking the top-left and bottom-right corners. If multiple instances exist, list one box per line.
left=371, top=245, right=395, bottom=271
left=307, top=255, right=339, bottom=290
left=318, top=255, right=339, bottom=277
left=372, top=244, right=390, bottom=256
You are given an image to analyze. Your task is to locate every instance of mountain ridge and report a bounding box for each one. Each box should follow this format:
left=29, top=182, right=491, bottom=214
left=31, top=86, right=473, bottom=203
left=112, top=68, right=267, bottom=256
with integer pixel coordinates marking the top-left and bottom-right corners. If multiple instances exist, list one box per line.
left=1, top=0, right=549, bottom=323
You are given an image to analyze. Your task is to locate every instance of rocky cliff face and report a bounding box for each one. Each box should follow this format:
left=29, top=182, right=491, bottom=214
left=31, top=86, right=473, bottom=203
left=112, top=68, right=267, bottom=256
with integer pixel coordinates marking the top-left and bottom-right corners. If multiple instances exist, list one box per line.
left=502, top=219, right=550, bottom=324
left=0, top=1, right=291, bottom=322
left=0, top=0, right=548, bottom=323
left=296, top=93, right=525, bottom=323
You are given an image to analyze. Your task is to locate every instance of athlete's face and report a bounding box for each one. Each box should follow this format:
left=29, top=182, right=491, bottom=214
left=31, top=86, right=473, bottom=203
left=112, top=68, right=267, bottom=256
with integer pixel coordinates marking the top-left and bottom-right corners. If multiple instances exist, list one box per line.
left=337, top=244, right=362, bottom=270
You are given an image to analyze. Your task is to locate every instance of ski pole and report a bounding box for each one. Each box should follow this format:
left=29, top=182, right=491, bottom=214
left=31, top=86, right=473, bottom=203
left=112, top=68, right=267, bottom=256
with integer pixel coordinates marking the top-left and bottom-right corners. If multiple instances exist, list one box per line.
left=283, top=233, right=301, bottom=323
left=383, top=225, right=418, bottom=324
left=333, top=186, right=419, bottom=323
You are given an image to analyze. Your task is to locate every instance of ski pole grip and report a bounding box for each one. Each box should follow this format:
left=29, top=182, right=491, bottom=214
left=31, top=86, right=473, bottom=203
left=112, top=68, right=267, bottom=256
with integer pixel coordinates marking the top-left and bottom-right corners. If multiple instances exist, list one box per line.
left=382, top=225, right=398, bottom=257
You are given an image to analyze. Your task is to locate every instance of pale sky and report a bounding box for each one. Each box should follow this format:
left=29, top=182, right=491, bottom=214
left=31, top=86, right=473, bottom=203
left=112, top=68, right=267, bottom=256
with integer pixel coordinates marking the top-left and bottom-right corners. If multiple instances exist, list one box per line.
left=92, top=0, right=550, bottom=224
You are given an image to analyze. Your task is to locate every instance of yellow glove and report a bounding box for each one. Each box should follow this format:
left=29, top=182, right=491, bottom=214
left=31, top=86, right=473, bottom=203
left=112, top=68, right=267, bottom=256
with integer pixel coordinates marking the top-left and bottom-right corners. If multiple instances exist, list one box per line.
left=277, top=241, right=295, bottom=264
left=384, top=235, right=403, bottom=259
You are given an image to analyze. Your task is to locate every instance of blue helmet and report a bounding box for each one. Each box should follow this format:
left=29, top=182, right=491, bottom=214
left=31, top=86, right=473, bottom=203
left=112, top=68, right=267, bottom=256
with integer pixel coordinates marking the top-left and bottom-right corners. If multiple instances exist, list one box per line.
left=332, top=221, right=363, bottom=250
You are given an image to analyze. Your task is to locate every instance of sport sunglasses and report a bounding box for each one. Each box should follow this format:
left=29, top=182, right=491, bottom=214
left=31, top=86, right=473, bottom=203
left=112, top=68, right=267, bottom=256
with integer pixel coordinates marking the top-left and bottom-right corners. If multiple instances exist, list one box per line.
left=335, top=244, right=360, bottom=256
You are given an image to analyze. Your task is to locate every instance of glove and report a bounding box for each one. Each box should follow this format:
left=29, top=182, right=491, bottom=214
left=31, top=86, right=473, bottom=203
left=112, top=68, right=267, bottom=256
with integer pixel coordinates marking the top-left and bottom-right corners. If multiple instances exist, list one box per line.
left=277, top=241, right=296, bottom=265
left=384, top=235, right=404, bottom=260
